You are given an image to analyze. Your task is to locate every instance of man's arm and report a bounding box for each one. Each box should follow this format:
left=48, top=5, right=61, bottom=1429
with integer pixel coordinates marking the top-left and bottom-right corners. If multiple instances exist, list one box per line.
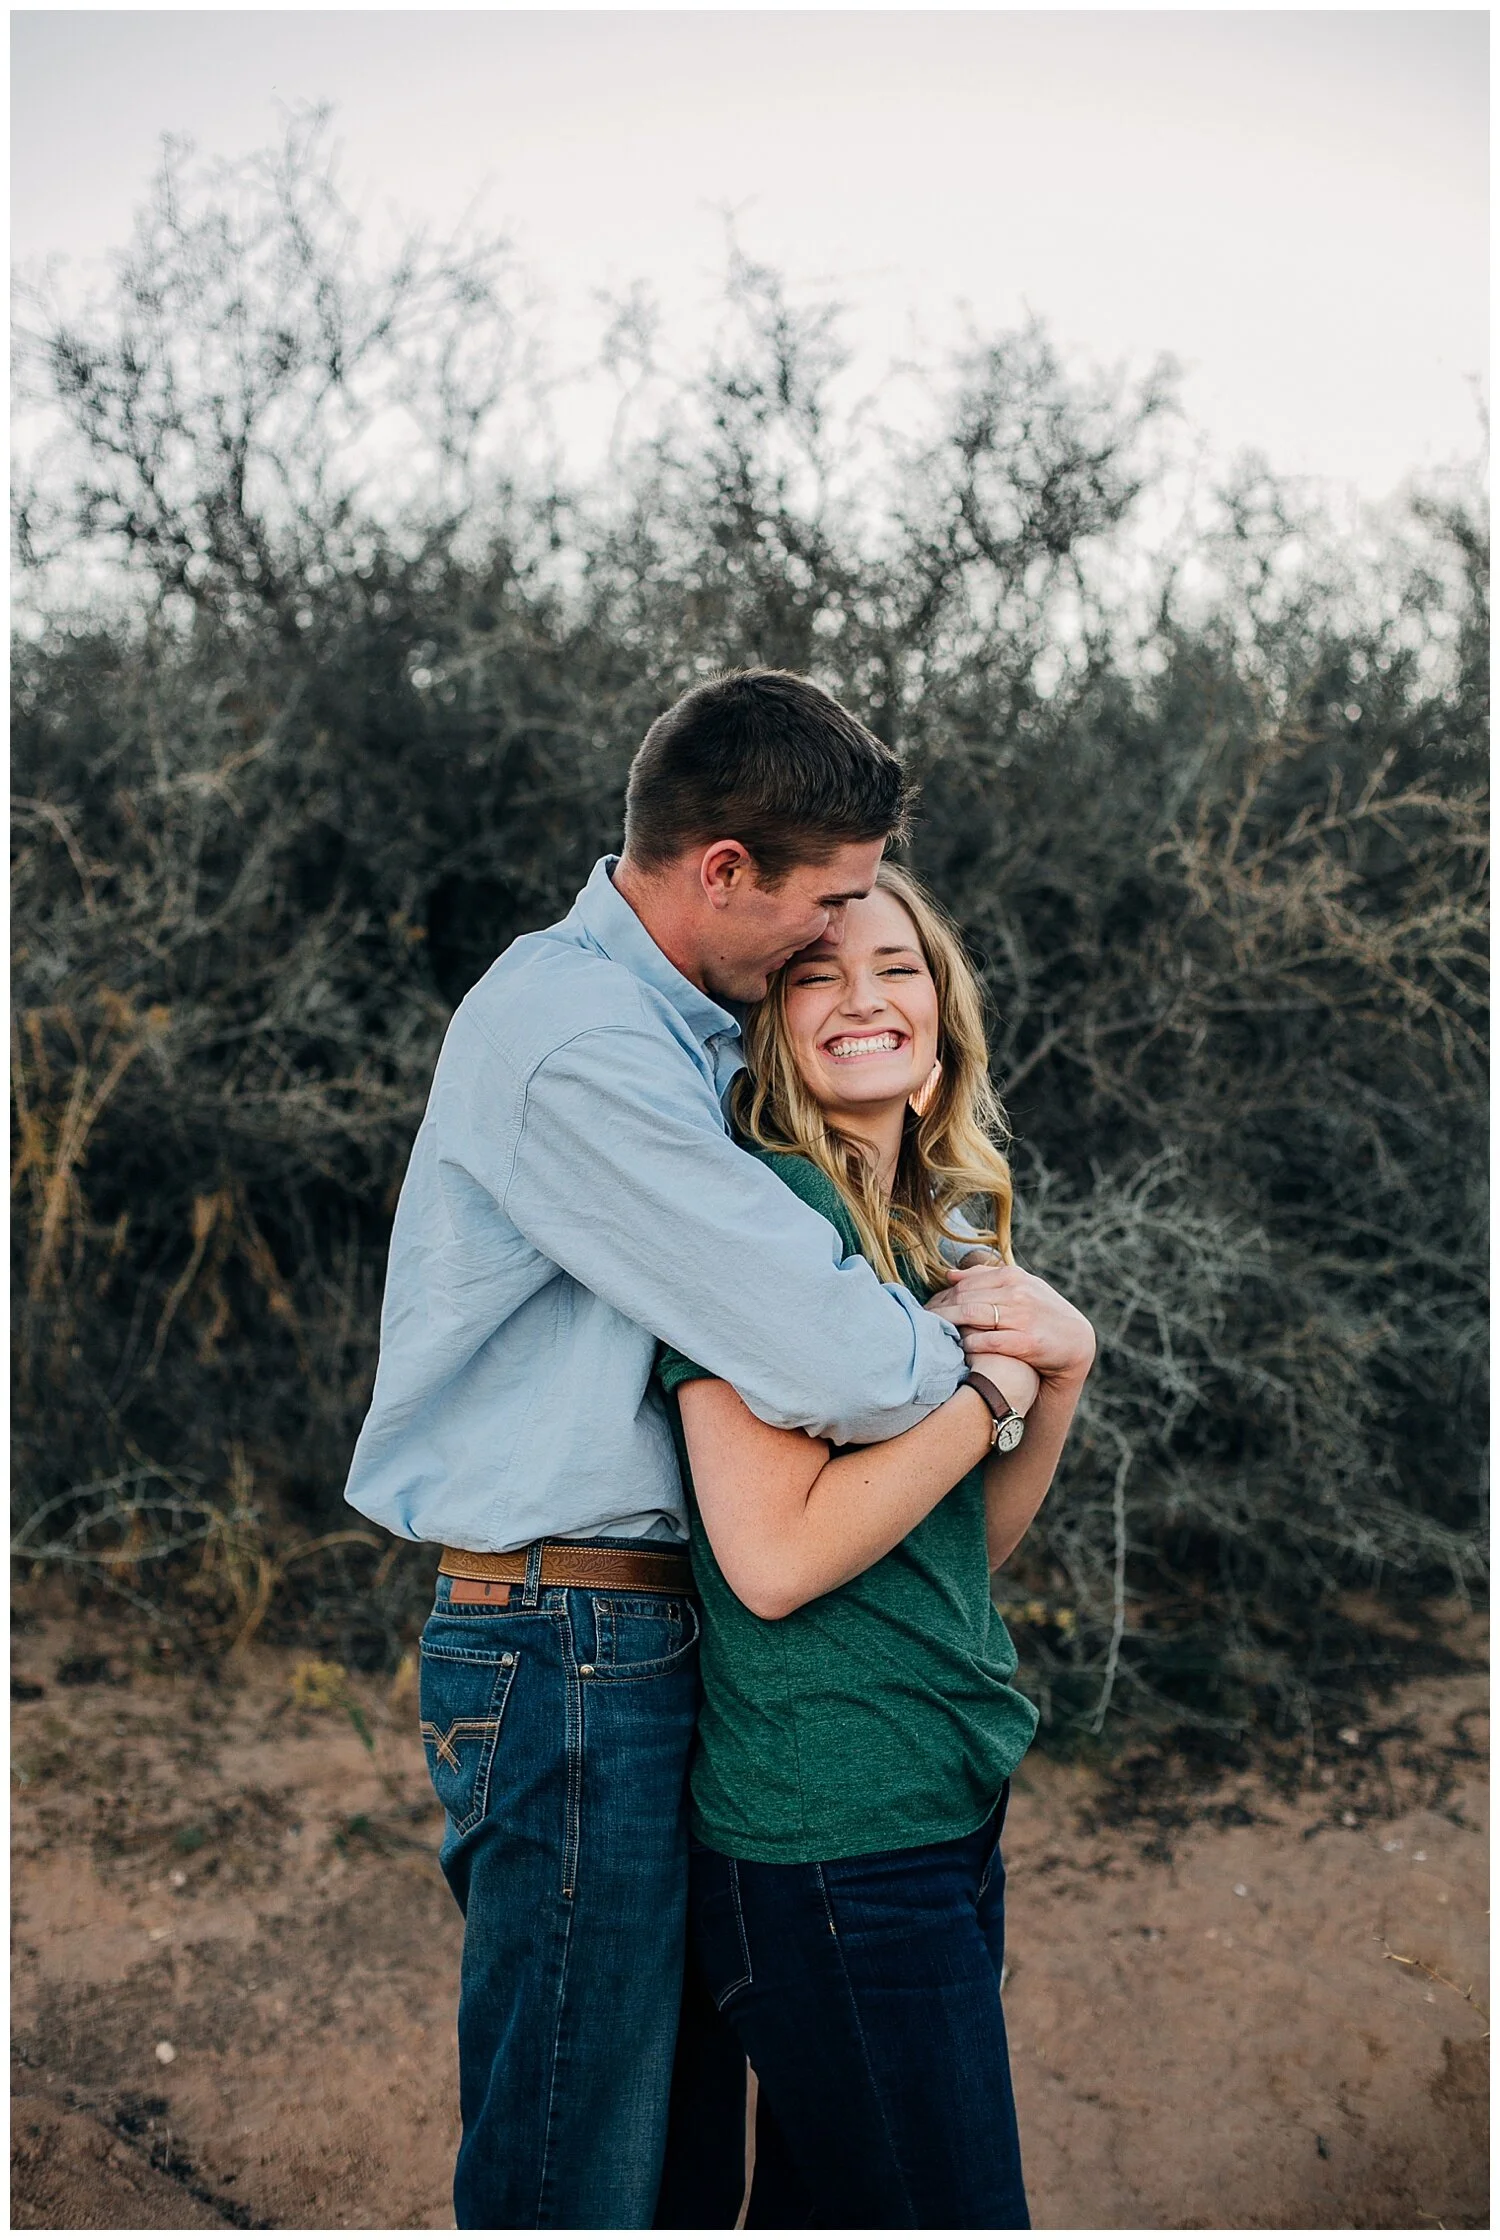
left=456, top=1017, right=966, bottom=1444
left=938, top=1203, right=997, bottom=1267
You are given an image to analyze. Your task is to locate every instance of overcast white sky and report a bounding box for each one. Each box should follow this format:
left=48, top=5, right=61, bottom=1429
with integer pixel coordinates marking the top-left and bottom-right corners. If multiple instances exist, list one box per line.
left=11, top=9, right=1490, bottom=506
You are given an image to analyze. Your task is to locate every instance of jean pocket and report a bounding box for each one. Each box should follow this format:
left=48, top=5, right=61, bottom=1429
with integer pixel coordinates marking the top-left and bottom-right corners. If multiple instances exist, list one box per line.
left=588, top=1593, right=700, bottom=1679
left=690, top=1847, right=753, bottom=2010
left=418, top=1635, right=521, bottom=1837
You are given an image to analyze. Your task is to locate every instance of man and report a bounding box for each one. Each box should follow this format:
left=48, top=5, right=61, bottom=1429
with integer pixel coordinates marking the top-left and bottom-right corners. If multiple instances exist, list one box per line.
left=346, top=669, right=1025, bottom=2228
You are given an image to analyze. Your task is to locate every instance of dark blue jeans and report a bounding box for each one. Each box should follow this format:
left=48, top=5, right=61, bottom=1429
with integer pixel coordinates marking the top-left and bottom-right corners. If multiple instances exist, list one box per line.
left=419, top=1559, right=700, bottom=2229
left=657, top=1795, right=1029, bottom=2230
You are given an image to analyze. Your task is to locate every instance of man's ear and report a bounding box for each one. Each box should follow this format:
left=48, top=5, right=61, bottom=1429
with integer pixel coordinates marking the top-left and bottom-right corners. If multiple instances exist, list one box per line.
left=698, top=840, right=755, bottom=911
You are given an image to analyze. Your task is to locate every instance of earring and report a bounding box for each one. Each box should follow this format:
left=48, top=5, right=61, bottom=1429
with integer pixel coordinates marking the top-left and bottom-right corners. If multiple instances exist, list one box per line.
left=910, top=1062, right=942, bottom=1118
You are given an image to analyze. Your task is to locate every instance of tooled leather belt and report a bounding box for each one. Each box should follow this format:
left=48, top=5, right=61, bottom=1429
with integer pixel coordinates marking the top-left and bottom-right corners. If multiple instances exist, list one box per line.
left=438, top=1540, right=692, bottom=1606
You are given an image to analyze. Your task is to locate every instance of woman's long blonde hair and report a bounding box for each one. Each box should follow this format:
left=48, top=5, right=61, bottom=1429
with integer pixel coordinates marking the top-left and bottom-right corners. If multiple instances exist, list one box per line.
left=728, top=861, right=1015, bottom=1291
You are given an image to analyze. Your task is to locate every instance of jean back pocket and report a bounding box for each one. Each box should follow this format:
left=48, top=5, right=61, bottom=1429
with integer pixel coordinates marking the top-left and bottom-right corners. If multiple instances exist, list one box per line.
left=418, top=1637, right=521, bottom=1837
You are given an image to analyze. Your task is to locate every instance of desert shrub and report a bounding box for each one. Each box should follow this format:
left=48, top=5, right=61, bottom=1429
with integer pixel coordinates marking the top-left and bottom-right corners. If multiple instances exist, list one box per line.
left=12, top=120, right=1487, bottom=1737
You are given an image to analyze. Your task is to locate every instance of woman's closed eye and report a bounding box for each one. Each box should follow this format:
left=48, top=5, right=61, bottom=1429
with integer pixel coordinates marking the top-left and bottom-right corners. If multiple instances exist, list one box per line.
left=791, top=965, right=920, bottom=987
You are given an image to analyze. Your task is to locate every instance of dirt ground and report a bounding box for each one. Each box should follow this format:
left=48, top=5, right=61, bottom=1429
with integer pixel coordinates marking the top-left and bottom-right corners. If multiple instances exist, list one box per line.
left=11, top=1588, right=1489, bottom=2231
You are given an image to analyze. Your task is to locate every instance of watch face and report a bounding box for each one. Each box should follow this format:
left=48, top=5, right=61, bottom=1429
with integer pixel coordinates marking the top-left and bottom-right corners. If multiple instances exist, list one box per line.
left=994, top=1413, right=1026, bottom=1454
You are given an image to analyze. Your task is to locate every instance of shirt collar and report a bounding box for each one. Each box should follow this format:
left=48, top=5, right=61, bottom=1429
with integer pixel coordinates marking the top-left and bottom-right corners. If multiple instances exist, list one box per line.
left=571, top=856, right=742, bottom=1052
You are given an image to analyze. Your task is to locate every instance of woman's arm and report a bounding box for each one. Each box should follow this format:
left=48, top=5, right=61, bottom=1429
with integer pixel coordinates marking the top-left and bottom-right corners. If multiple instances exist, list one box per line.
left=932, top=1260, right=1097, bottom=1570
left=677, top=1352, right=1038, bottom=1621
left=982, top=1368, right=1087, bottom=1570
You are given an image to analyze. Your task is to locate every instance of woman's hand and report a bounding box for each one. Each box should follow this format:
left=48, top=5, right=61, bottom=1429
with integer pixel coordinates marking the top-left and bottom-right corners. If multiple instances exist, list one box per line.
left=936, top=1264, right=1096, bottom=1388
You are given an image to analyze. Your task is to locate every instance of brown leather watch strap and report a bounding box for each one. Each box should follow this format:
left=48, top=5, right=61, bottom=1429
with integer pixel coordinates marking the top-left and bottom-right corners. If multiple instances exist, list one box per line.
left=439, top=1541, right=692, bottom=1594
left=964, top=1370, right=1021, bottom=1432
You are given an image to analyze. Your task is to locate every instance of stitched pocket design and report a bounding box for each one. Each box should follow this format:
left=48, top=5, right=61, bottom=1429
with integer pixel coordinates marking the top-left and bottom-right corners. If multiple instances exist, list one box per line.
left=418, top=1641, right=521, bottom=1837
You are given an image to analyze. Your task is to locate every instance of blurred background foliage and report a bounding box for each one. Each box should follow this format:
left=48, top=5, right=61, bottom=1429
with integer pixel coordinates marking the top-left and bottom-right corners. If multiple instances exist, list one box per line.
left=12, top=119, right=1487, bottom=1749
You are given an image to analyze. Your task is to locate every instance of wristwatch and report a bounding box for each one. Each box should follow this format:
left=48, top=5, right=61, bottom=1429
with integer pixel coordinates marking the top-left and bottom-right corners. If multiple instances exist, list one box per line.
left=964, top=1369, right=1027, bottom=1454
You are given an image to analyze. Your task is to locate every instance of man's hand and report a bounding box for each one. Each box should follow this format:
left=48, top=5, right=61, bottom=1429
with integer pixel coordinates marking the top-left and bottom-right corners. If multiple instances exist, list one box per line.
left=934, top=1264, right=1096, bottom=1388
left=978, top=1355, right=1042, bottom=1417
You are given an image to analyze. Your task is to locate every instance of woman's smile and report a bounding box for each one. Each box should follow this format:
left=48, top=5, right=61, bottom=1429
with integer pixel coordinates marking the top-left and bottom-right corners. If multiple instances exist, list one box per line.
left=822, top=1029, right=910, bottom=1062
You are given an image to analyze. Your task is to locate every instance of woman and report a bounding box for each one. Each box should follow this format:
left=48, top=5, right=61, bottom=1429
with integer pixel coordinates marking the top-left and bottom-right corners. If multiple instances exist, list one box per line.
left=652, top=862, right=1094, bottom=2231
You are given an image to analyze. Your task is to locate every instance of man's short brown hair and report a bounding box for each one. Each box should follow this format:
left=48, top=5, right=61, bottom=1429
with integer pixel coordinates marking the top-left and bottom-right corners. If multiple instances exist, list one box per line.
left=622, top=669, right=910, bottom=882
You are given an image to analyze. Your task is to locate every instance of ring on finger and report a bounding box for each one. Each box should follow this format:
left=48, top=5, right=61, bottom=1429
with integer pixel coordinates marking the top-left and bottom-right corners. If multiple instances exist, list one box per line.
left=990, top=1302, right=1000, bottom=1329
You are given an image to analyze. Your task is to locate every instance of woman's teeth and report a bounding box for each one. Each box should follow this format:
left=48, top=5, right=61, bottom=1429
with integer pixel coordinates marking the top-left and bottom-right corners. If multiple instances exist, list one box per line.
left=825, top=1032, right=904, bottom=1058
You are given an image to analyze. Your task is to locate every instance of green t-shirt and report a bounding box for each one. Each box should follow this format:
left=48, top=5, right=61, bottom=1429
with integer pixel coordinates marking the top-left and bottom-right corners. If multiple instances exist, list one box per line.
left=656, top=1147, right=1039, bottom=1865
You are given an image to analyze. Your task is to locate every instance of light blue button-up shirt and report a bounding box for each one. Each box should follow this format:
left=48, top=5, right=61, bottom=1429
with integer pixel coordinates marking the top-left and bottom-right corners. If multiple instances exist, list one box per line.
left=343, top=856, right=967, bottom=1550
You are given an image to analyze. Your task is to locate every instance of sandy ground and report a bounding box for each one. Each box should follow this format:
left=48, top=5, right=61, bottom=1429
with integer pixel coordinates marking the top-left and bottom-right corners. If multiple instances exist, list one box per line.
left=11, top=1590, right=1488, bottom=2231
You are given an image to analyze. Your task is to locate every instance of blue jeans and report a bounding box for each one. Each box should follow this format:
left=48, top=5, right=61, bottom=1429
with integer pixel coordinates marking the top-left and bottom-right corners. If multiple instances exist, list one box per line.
left=657, top=1795, right=1029, bottom=2230
left=419, top=1558, right=700, bottom=2228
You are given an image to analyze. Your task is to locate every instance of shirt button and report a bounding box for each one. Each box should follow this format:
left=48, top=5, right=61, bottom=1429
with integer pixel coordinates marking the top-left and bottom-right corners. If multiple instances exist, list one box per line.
left=578, top=1663, right=595, bottom=1677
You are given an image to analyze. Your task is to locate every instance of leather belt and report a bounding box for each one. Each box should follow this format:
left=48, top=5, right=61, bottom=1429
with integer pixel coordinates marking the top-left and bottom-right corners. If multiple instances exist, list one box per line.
left=439, top=1540, right=692, bottom=1599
